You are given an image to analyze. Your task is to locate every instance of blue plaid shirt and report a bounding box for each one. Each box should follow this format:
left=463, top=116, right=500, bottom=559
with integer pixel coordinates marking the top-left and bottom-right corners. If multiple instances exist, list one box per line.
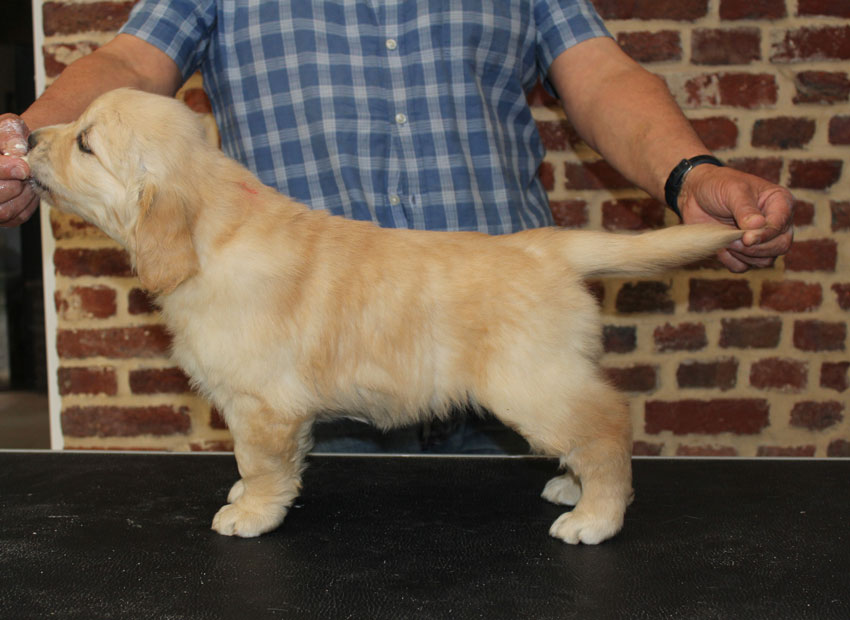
left=121, top=0, right=609, bottom=234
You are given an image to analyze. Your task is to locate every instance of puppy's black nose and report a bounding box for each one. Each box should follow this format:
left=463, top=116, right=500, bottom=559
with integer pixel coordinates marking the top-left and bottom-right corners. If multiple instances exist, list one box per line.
left=27, top=132, right=39, bottom=150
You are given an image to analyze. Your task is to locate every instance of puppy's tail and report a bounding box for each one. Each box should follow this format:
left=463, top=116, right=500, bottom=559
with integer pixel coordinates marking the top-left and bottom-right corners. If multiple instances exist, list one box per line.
left=558, top=223, right=743, bottom=278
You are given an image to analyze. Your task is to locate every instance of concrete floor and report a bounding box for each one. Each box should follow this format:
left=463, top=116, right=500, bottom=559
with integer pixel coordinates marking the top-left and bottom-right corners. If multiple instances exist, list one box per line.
left=0, top=391, right=50, bottom=449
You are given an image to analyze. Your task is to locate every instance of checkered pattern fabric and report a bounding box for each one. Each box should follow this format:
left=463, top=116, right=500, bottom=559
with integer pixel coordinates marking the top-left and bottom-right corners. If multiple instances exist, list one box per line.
left=121, top=0, right=609, bottom=233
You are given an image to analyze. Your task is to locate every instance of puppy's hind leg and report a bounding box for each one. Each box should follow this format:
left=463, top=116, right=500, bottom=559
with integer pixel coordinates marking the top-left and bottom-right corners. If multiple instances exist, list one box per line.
left=488, top=380, right=633, bottom=545
left=212, top=407, right=313, bottom=538
left=546, top=385, right=633, bottom=545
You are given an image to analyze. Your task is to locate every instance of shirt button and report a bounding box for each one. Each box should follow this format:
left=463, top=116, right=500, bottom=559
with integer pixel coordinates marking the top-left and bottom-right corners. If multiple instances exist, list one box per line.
left=389, top=194, right=401, bottom=205
left=385, top=38, right=398, bottom=51
left=395, top=113, right=407, bottom=125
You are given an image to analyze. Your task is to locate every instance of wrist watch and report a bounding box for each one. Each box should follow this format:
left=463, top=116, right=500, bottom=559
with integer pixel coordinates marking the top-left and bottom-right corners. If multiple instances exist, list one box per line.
left=664, top=155, right=724, bottom=219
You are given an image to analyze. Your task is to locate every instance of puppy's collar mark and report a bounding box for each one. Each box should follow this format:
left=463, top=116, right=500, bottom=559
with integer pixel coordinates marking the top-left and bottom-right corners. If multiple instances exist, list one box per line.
left=240, top=181, right=259, bottom=195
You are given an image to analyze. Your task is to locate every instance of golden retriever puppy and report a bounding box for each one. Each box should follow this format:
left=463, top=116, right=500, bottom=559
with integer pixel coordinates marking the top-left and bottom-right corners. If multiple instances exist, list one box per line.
left=27, top=88, right=742, bottom=544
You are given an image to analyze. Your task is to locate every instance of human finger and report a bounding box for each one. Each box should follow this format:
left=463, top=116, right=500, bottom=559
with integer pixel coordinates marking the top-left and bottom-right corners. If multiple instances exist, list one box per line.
left=0, top=191, right=39, bottom=227
left=0, top=114, right=29, bottom=157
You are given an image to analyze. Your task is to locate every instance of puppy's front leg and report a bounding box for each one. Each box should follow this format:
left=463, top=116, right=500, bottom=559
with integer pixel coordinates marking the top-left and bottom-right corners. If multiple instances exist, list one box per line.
left=212, top=414, right=312, bottom=538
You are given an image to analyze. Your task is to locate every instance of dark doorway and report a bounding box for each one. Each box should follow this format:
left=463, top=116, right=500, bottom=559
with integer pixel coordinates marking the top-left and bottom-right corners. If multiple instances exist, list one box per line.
left=1, top=1, right=49, bottom=448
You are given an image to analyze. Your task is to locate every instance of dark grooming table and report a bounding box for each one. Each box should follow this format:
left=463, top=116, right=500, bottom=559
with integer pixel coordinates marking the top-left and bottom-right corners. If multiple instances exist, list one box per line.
left=1, top=452, right=848, bottom=619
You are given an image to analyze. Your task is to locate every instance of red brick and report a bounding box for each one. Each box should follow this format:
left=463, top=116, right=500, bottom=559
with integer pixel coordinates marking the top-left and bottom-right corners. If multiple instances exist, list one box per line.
left=720, top=317, right=782, bottom=349
left=820, top=362, right=849, bottom=393
left=538, top=161, right=554, bottom=192
left=50, top=211, right=100, bottom=240
left=829, top=116, right=850, bottom=144
left=798, top=0, right=850, bottom=16
left=645, top=399, right=770, bottom=435
left=210, top=407, right=228, bottom=430
left=750, top=358, right=807, bottom=391
left=827, top=440, right=850, bottom=457
left=790, top=401, right=844, bottom=430
left=181, top=88, right=212, bottom=114
left=616, top=281, right=674, bottom=314
left=617, top=31, right=681, bottom=63
left=690, top=117, right=739, bottom=151
left=757, top=445, right=816, bottom=457
left=57, top=366, right=118, bottom=396
left=62, top=405, right=191, bottom=438
left=602, top=199, right=666, bottom=231
left=55, top=285, right=117, bottom=320
left=129, top=367, right=192, bottom=394
left=632, top=441, right=663, bottom=456
left=789, top=160, right=843, bottom=190
left=692, top=28, right=760, bottom=65
left=720, top=0, right=786, bottom=19
left=564, top=160, right=633, bottom=191
left=727, top=157, right=783, bottom=183
left=550, top=200, right=587, bottom=228
left=720, top=74, right=778, bottom=107
left=832, top=283, right=850, bottom=310
left=676, top=445, right=738, bottom=456
left=771, top=26, right=850, bottom=63
left=53, top=248, right=134, bottom=278
left=654, top=322, right=708, bottom=352
left=43, top=42, right=99, bottom=78
left=760, top=280, right=822, bottom=312
left=604, top=365, right=657, bottom=393
left=128, top=288, right=159, bottom=315
left=832, top=201, right=850, bottom=231
left=603, top=325, right=636, bottom=354
left=677, top=359, right=738, bottom=391
left=592, top=0, right=709, bottom=20
left=751, top=117, right=816, bottom=149
left=57, top=326, right=172, bottom=359
left=793, top=320, right=846, bottom=352
left=42, top=1, right=136, bottom=36
left=784, top=239, right=837, bottom=272
left=793, top=71, right=850, bottom=104
left=537, top=120, right=581, bottom=151
left=684, top=73, right=778, bottom=108
left=793, top=200, right=815, bottom=227
left=689, top=278, right=753, bottom=312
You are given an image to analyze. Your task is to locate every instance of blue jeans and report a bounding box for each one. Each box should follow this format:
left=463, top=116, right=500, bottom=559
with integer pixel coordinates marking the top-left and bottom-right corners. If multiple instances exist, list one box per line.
left=311, top=412, right=530, bottom=455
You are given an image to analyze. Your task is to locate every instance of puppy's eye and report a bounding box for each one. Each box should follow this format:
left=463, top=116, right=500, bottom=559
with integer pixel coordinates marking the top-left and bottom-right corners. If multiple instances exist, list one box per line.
left=77, top=132, right=93, bottom=155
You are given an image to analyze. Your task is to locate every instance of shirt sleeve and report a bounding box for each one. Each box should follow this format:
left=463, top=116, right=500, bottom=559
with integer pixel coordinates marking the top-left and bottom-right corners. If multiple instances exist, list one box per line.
left=534, top=0, right=612, bottom=95
left=119, top=0, right=218, bottom=81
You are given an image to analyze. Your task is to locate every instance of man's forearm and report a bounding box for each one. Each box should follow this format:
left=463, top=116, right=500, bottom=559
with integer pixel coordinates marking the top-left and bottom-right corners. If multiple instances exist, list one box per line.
left=22, top=34, right=182, bottom=131
left=549, top=38, right=710, bottom=203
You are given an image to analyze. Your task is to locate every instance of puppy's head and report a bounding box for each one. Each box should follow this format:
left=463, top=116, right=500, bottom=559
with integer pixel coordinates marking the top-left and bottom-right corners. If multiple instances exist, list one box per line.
left=28, top=88, right=208, bottom=293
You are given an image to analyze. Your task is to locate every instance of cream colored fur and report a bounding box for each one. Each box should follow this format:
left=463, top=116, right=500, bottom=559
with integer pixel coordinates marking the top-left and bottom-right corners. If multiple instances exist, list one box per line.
left=27, top=89, right=742, bottom=544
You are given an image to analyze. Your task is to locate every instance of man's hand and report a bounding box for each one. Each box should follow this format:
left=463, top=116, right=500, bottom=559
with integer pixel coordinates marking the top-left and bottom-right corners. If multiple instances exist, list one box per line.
left=0, top=113, right=39, bottom=227
left=678, top=164, right=795, bottom=273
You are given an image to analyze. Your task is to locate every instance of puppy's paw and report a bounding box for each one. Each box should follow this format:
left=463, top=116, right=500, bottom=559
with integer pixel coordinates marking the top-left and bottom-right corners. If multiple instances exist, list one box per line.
left=549, top=509, right=622, bottom=545
left=541, top=474, right=582, bottom=506
left=227, top=479, right=245, bottom=503
left=211, top=499, right=287, bottom=538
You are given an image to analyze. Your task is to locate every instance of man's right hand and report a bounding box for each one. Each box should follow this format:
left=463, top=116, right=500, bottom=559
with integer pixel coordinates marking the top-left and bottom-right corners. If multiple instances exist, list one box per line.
left=0, top=113, right=39, bottom=227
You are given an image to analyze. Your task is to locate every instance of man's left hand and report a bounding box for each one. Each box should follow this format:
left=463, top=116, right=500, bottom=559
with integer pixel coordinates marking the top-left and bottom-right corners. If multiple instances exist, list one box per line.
left=678, top=164, right=795, bottom=273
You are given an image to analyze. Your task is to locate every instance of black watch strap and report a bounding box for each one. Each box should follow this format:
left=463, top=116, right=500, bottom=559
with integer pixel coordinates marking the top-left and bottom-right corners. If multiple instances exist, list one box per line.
left=664, top=155, right=724, bottom=218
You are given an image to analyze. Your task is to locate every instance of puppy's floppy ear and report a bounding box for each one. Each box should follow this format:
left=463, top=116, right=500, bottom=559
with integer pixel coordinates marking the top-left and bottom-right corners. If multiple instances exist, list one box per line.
left=134, top=183, right=199, bottom=294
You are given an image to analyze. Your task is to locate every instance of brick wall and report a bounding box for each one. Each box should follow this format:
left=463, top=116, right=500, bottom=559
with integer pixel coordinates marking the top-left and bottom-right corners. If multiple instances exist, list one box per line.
left=39, top=0, right=849, bottom=455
